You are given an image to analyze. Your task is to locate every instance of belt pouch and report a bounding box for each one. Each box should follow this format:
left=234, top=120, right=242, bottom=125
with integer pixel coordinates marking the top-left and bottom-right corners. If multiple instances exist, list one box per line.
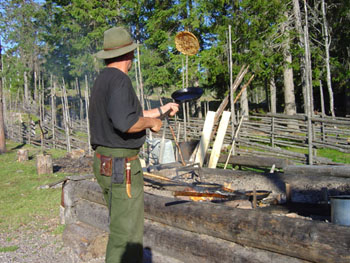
left=112, top=157, right=125, bottom=184
left=100, top=155, right=113, bottom=176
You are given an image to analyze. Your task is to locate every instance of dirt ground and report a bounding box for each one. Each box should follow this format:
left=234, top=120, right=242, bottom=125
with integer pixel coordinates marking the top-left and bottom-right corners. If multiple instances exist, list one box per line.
left=1, top=155, right=181, bottom=263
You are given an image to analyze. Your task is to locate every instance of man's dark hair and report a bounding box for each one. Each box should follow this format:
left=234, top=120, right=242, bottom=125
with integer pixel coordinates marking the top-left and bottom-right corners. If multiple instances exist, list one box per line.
left=104, top=51, right=134, bottom=65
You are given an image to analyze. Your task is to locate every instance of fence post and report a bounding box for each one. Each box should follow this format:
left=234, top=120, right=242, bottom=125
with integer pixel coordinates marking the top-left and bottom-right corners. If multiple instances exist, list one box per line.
left=307, top=114, right=313, bottom=165
left=271, top=116, right=275, bottom=148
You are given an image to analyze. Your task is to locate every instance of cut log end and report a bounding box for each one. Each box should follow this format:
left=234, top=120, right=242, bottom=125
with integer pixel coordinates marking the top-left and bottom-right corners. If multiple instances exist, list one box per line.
left=36, top=154, right=53, bottom=175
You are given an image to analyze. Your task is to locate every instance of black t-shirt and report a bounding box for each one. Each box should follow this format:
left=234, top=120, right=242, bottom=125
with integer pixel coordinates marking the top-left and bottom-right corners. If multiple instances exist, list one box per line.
left=89, top=67, right=146, bottom=149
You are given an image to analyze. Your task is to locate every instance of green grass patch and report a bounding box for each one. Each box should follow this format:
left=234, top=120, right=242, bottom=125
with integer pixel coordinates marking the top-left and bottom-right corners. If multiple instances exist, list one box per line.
left=317, top=148, right=350, bottom=164
left=0, top=245, right=19, bottom=253
left=0, top=140, right=68, bottom=232
left=52, top=224, right=65, bottom=235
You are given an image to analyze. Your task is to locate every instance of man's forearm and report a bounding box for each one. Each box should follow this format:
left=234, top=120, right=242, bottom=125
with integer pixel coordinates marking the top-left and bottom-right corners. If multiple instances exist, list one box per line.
left=143, top=108, right=161, bottom=118
left=127, top=117, right=160, bottom=133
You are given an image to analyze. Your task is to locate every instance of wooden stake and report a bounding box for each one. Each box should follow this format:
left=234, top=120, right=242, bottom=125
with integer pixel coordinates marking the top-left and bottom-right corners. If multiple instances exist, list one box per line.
left=285, top=183, right=292, bottom=203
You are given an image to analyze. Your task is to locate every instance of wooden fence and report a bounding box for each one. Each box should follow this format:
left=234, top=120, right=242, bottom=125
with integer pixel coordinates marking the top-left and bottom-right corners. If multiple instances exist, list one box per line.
left=3, top=96, right=350, bottom=165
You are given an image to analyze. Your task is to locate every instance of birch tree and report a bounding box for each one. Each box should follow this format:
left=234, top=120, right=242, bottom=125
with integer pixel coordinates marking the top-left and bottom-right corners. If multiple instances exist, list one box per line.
left=321, top=0, right=335, bottom=117
left=281, top=11, right=297, bottom=116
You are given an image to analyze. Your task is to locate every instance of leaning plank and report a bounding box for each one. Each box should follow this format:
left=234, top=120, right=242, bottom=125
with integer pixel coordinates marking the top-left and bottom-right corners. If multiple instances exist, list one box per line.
left=195, top=111, right=216, bottom=167
left=285, top=165, right=350, bottom=178
left=208, top=111, right=231, bottom=168
left=144, top=193, right=350, bottom=263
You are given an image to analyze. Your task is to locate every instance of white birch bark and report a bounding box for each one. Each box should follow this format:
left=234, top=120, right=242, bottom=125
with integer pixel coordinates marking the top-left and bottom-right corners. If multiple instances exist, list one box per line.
left=321, top=0, right=335, bottom=117
left=270, top=76, right=277, bottom=114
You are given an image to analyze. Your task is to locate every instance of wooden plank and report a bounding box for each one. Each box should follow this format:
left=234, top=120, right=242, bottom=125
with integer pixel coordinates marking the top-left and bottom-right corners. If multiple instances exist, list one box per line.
left=285, top=165, right=350, bottom=178
left=195, top=111, right=216, bottom=167
left=208, top=111, right=231, bottom=168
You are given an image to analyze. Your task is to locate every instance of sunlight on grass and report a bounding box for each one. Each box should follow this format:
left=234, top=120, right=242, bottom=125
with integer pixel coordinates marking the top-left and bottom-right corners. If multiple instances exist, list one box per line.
left=0, top=245, right=19, bottom=253
left=0, top=140, right=67, bottom=232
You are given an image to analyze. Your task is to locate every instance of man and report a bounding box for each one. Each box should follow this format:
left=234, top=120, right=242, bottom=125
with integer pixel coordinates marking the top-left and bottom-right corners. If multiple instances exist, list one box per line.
left=89, top=27, right=179, bottom=263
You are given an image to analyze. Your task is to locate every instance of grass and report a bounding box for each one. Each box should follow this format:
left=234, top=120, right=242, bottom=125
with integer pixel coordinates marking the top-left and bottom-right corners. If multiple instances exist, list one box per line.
left=52, top=224, right=66, bottom=235
left=0, top=245, right=19, bottom=253
left=317, top=148, right=350, bottom=164
left=0, top=140, right=68, bottom=233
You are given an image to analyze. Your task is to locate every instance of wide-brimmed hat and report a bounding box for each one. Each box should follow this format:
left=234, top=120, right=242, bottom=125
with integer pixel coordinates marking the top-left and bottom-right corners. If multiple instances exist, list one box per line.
left=95, top=27, right=138, bottom=59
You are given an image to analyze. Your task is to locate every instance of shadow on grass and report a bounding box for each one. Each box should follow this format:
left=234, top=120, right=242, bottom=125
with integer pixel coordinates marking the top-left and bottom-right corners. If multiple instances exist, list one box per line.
left=10, top=143, right=26, bottom=151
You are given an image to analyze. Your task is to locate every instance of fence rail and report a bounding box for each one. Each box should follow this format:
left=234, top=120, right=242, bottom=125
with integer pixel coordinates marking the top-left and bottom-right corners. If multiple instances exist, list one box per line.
left=4, top=99, right=350, bottom=165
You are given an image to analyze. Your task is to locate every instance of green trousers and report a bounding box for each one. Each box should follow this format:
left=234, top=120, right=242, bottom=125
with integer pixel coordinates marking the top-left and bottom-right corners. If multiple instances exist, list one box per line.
left=93, top=146, right=144, bottom=263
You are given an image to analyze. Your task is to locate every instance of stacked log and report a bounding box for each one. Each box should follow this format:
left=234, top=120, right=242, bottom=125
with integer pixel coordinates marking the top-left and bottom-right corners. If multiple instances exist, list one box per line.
left=62, top=178, right=350, bottom=263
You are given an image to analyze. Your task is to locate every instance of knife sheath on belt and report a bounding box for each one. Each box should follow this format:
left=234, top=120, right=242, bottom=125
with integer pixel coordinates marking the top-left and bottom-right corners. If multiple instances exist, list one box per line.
left=126, top=162, right=132, bottom=198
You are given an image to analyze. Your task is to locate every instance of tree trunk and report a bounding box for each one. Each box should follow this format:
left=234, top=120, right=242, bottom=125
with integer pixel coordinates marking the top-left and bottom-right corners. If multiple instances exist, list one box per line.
left=228, top=25, right=237, bottom=135
left=85, top=75, right=91, bottom=155
left=24, top=71, right=29, bottom=104
left=51, top=76, right=56, bottom=149
left=240, top=86, right=249, bottom=116
left=34, top=70, right=38, bottom=102
left=282, top=12, right=297, bottom=116
left=0, top=40, right=6, bottom=154
left=270, top=76, right=277, bottom=113
left=321, top=0, right=335, bottom=117
left=62, top=80, right=71, bottom=153
left=36, top=154, right=53, bottom=175
left=136, top=42, right=144, bottom=110
left=292, top=0, right=308, bottom=113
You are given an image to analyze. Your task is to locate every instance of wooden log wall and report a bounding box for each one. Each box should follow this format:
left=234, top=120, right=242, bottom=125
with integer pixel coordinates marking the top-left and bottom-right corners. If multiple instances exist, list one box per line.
left=62, top=179, right=350, bottom=263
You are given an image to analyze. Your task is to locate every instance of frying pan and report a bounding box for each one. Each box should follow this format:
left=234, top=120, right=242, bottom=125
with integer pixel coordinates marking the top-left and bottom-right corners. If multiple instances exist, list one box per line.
left=171, top=87, right=203, bottom=103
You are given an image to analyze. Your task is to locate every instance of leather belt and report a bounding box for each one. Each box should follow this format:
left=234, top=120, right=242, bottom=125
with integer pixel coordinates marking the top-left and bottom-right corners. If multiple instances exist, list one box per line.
left=96, top=152, right=138, bottom=162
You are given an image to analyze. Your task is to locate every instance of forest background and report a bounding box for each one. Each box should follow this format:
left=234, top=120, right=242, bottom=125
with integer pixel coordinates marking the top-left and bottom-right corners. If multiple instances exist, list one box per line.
left=0, top=0, right=349, bottom=119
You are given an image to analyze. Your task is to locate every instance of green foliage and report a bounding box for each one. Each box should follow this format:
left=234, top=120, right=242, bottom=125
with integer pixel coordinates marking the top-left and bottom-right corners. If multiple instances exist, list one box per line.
left=0, top=0, right=349, bottom=115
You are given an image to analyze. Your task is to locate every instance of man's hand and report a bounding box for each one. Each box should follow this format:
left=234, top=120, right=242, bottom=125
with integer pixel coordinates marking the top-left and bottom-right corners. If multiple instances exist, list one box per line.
left=150, top=118, right=162, bottom=132
left=162, top=102, right=179, bottom=117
